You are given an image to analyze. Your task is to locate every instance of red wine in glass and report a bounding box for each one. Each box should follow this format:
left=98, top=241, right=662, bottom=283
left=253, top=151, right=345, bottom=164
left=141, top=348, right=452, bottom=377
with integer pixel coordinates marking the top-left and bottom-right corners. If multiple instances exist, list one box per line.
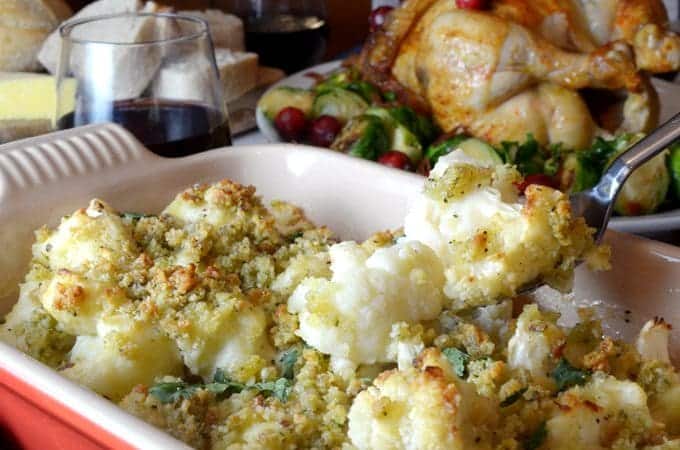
left=58, top=99, right=232, bottom=158
left=245, top=14, right=328, bottom=74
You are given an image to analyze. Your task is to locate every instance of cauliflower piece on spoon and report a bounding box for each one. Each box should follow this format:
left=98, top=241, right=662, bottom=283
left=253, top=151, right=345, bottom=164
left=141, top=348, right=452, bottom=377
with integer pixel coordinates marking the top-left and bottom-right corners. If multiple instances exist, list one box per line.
left=404, top=149, right=606, bottom=309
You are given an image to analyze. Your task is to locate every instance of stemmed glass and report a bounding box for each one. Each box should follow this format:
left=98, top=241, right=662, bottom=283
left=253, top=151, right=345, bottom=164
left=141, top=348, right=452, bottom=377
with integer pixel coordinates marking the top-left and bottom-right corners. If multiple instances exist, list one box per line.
left=219, top=0, right=328, bottom=74
left=56, top=13, right=231, bottom=157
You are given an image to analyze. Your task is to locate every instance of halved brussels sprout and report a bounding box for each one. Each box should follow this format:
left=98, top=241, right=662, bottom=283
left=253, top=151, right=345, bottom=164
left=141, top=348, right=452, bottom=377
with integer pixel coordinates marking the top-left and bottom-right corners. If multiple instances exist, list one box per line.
left=364, top=107, right=423, bottom=164
left=613, top=151, right=670, bottom=216
left=258, top=87, right=314, bottom=120
left=331, top=115, right=390, bottom=160
left=312, top=88, right=369, bottom=124
left=668, top=142, right=680, bottom=201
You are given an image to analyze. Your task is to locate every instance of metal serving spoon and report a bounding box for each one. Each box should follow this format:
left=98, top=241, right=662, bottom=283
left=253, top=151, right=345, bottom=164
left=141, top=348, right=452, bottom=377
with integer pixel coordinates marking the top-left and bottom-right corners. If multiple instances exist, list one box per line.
left=517, top=112, right=680, bottom=296
left=571, top=112, right=680, bottom=243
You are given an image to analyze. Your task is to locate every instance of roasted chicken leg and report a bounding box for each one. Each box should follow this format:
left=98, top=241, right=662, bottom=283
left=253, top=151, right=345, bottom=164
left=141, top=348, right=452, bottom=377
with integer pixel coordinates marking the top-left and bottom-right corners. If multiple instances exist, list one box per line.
left=359, top=0, right=678, bottom=148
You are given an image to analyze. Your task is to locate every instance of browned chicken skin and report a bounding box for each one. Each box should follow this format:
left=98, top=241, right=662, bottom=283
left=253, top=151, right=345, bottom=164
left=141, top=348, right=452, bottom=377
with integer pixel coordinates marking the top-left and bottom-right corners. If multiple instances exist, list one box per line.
left=359, top=0, right=679, bottom=148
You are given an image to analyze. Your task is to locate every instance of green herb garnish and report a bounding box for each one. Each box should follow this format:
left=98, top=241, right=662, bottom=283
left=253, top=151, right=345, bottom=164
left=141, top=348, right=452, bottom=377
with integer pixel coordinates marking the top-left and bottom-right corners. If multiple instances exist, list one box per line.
left=150, top=368, right=294, bottom=404
left=148, top=382, right=199, bottom=404
left=500, top=387, right=527, bottom=407
left=442, top=347, right=470, bottom=378
left=524, top=422, right=547, bottom=450
left=121, top=212, right=152, bottom=220
left=278, top=348, right=299, bottom=380
left=551, top=358, right=590, bottom=392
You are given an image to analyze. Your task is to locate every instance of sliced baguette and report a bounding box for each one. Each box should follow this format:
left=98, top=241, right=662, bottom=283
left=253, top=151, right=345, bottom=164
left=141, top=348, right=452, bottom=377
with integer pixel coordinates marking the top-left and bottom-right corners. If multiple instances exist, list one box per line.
left=38, top=0, right=144, bottom=74
left=0, top=0, right=72, bottom=72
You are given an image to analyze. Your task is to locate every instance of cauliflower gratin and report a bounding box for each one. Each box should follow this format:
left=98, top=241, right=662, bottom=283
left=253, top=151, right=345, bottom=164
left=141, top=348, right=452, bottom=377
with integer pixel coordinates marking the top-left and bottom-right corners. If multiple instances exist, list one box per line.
left=1, top=151, right=678, bottom=450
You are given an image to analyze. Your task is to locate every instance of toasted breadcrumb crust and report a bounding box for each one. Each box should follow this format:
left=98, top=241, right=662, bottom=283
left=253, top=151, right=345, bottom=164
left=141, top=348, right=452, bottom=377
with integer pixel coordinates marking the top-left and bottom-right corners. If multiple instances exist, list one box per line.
left=1, top=178, right=677, bottom=450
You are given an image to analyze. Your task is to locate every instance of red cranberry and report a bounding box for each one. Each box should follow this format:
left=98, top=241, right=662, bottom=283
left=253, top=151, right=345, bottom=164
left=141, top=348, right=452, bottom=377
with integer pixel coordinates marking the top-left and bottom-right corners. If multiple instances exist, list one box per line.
left=274, top=107, right=308, bottom=142
left=456, top=0, right=488, bottom=10
left=369, top=6, right=394, bottom=33
left=307, top=115, right=343, bottom=148
left=516, top=174, right=559, bottom=194
left=378, top=151, right=413, bottom=171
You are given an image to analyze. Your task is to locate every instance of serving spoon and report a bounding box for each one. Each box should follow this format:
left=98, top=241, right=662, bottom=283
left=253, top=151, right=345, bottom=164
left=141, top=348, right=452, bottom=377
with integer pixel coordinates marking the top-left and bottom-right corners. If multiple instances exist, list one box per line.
left=517, top=112, right=680, bottom=296
left=571, top=111, right=680, bottom=243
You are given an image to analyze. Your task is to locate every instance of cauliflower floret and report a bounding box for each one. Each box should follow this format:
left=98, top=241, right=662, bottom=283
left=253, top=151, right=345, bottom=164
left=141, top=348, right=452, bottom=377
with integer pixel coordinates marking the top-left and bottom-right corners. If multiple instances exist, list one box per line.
left=40, top=270, right=129, bottom=336
left=404, top=150, right=603, bottom=308
left=162, top=180, right=283, bottom=269
left=61, top=313, right=182, bottom=401
left=636, top=317, right=673, bottom=364
left=288, top=240, right=445, bottom=371
left=35, top=199, right=137, bottom=277
left=507, top=305, right=565, bottom=382
left=651, top=384, right=680, bottom=438
left=160, top=292, right=273, bottom=382
left=0, top=278, right=75, bottom=367
left=347, top=348, right=497, bottom=450
left=271, top=251, right=331, bottom=298
left=545, top=373, right=658, bottom=449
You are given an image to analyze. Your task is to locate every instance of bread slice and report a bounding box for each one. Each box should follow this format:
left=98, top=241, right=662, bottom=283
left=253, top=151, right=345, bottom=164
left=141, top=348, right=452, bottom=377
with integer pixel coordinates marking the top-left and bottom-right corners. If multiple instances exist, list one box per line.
left=215, top=49, right=259, bottom=102
left=178, top=9, right=245, bottom=51
left=39, top=1, right=170, bottom=100
left=0, top=0, right=72, bottom=72
left=38, top=0, right=144, bottom=74
left=154, top=48, right=258, bottom=104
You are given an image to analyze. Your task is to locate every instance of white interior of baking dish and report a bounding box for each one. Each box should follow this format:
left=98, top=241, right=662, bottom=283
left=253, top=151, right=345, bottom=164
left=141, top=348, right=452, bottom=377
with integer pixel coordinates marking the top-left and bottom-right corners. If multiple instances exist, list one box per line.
left=0, top=124, right=678, bottom=449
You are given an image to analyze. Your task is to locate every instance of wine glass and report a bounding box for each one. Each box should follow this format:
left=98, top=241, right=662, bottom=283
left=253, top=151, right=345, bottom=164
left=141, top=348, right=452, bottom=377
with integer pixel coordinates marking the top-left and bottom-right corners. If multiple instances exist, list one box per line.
left=56, top=13, right=231, bottom=157
left=218, top=0, right=328, bottom=74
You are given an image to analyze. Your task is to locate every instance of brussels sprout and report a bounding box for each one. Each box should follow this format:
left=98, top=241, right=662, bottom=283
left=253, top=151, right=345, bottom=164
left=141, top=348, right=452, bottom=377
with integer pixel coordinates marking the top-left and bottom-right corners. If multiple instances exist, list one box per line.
left=258, top=87, right=314, bottom=120
left=312, top=88, right=368, bottom=124
left=560, top=134, right=636, bottom=193
left=497, top=134, right=546, bottom=175
left=392, top=125, right=423, bottom=164
left=560, top=153, right=599, bottom=193
left=314, top=68, right=361, bottom=94
left=364, top=107, right=423, bottom=164
left=388, top=106, right=440, bottom=145
left=425, top=135, right=469, bottom=167
left=345, top=81, right=381, bottom=103
left=456, top=138, right=504, bottom=166
left=668, top=142, right=680, bottom=200
left=613, top=150, right=670, bottom=216
left=331, top=115, right=390, bottom=160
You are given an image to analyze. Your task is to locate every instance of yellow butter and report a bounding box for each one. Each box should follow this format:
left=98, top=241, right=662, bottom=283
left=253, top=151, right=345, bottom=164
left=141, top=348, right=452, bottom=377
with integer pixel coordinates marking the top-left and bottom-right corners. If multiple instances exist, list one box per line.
left=0, top=72, right=76, bottom=121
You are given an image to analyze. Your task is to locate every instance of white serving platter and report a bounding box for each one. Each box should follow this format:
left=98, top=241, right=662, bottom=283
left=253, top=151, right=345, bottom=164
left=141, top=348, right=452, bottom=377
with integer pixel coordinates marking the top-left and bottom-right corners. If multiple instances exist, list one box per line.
left=0, top=124, right=678, bottom=449
left=256, top=60, right=680, bottom=234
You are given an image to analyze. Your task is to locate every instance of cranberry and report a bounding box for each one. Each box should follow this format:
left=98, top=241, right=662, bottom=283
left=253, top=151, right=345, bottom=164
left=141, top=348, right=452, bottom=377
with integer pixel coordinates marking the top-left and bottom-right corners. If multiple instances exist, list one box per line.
left=307, top=115, right=343, bottom=147
left=456, top=0, right=488, bottom=10
left=274, top=107, right=308, bottom=142
left=369, top=6, right=394, bottom=33
left=516, top=174, right=559, bottom=194
left=378, top=151, right=413, bottom=171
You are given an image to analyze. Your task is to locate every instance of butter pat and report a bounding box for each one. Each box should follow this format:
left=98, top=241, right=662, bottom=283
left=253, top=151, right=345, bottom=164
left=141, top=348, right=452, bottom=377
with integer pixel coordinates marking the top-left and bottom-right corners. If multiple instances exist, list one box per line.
left=0, top=73, right=76, bottom=121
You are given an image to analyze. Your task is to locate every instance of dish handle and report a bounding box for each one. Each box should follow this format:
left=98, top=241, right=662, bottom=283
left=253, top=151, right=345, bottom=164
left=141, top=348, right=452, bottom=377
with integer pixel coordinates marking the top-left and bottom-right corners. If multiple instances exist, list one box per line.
left=0, top=123, right=159, bottom=200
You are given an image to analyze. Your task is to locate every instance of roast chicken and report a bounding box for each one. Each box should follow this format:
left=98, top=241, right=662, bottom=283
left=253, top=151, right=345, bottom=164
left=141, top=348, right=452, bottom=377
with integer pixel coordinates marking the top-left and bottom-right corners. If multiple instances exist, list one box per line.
left=358, top=0, right=680, bottom=149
